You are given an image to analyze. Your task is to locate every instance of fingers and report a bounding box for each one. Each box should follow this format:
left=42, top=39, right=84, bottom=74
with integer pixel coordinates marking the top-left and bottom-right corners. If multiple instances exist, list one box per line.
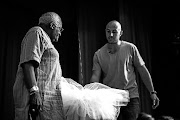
left=152, top=97, right=160, bottom=109
left=155, top=98, right=160, bottom=107
left=152, top=101, right=156, bottom=109
left=150, top=93, right=160, bottom=109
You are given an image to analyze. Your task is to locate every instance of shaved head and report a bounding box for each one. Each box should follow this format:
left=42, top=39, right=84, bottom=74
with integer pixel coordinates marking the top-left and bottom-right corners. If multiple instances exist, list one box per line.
left=106, top=20, right=121, bottom=30
left=105, top=20, right=123, bottom=44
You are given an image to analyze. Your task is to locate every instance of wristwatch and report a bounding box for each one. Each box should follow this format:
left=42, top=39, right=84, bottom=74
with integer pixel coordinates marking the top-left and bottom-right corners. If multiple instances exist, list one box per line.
left=29, top=86, right=39, bottom=95
left=150, top=91, right=157, bottom=95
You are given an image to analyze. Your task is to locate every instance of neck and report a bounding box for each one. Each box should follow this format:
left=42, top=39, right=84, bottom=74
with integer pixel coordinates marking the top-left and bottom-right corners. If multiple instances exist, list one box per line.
left=116, top=40, right=121, bottom=46
left=108, top=40, right=121, bottom=46
left=107, top=40, right=121, bottom=54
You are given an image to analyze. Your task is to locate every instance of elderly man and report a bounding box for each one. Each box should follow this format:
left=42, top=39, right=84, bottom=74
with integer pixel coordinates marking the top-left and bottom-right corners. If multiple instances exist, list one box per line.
left=13, top=12, right=65, bottom=120
left=90, top=20, right=160, bottom=120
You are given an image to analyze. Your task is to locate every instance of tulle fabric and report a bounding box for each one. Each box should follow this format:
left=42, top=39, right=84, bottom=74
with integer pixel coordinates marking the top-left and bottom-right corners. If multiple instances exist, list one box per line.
left=60, top=77, right=129, bottom=120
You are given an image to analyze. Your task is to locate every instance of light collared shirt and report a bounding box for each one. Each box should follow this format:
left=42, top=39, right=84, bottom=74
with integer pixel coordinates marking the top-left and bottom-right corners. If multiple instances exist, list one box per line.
left=13, top=26, right=65, bottom=120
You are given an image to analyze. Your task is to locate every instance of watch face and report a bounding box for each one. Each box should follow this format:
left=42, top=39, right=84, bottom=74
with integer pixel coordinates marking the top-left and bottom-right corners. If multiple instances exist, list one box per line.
left=34, top=86, right=39, bottom=91
left=30, top=86, right=39, bottom=93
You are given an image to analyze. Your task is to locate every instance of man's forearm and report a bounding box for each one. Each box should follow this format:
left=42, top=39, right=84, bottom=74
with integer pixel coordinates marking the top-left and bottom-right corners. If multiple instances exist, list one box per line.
left=90, top=70, right=101, bottom=83
left=22, top=63, right=37, bottom=90
left=90, top=75, right=100, bottom=83
left=138, top=65, right=155, bottom=93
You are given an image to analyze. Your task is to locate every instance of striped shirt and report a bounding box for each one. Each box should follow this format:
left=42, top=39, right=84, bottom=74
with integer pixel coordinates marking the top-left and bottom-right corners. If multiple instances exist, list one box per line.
left=13, top=26, right=65, bottom=120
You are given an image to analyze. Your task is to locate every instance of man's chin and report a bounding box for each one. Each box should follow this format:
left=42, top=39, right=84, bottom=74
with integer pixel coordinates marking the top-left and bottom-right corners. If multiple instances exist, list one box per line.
left=108, top=41, right=117, bottom=44
left=52, top=38, right=59, bottom=42
left=108, top=39, right=116, bottom=43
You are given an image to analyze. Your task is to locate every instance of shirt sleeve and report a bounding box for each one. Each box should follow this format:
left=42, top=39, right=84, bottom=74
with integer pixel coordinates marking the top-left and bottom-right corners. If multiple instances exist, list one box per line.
left=132, top=45, right=145, bottom=67
left=19, top=29, right=45, bottom=68
left=92, top=52, right=101, bottom=71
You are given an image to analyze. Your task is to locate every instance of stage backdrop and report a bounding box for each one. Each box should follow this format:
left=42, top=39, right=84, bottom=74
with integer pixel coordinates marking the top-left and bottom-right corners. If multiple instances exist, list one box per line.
left=0, top=0, right=156, bottom=120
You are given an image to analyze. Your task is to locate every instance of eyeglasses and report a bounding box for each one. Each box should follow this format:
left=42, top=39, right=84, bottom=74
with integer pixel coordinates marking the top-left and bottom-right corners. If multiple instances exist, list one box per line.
left=59, top=27, right=64, bottom=32
left=56, top=27, right=64, bottom=33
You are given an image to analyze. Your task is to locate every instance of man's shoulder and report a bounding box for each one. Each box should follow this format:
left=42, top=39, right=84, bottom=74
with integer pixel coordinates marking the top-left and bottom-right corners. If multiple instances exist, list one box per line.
left=25, top=26, right=51, bottom=46
left=24, top=26, right=42, bottom=37
left=122, top=40, right=135, bottom=47
left=121, top=40, right=138, bottom=51
left=95, top=44, right=107, bottom=54
left=27, top=26, right=43, bottom=33
left=27, top=26, right=49, bottom=40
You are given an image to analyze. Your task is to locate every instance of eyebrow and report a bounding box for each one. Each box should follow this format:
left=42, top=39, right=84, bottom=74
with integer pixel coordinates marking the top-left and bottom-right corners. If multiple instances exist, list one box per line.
left=106, top=29, right=119, bottom=31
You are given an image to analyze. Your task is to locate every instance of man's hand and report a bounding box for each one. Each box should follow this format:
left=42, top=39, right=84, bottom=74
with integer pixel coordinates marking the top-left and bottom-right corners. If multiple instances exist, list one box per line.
left=29, top=91, right=42, bottom=119
left=150, top=93, right=160, bottom=109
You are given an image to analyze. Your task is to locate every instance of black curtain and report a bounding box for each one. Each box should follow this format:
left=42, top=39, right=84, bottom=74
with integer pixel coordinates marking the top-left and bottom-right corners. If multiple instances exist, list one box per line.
left=1, top=1, right=180, bottom=120
left=153, top=1, right=180, bottom=119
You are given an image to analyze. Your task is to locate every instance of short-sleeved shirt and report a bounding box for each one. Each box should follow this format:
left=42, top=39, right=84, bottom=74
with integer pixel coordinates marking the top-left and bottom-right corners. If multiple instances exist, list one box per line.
left=92, top=41, right=145, bottom=98
left=13, top=26, right=65, bottom=120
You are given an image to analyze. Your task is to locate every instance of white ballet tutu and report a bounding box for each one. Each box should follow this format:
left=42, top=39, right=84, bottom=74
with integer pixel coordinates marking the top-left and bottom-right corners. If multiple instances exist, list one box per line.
left=60, top=77, right=129, bottom=120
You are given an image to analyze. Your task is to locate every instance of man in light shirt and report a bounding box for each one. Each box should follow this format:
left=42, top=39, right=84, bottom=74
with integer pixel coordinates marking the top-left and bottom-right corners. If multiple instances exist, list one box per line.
left=90, top=20, right=159, bottom=120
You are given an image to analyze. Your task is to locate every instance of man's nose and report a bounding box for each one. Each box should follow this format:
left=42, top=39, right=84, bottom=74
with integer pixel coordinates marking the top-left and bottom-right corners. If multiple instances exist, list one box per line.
left=57, top=30, right=61, bottom=36
left=59, top=32, right=61, bottom=36
left=110, top=32, right=113, bottom=36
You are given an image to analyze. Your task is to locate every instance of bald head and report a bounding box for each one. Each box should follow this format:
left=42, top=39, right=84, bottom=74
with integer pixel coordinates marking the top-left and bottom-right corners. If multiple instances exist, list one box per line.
left=105, top=20, right=123, bottom=44
left=106, top=20, right=121, bottom=30
left=39, top=12, right=62, bottom=28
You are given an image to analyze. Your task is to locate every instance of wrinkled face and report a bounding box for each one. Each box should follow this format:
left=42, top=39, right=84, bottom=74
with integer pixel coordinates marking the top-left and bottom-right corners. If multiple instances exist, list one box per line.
left=50, top=23, right=64, bottom=42
left=105, top=21, right=122, bottom=44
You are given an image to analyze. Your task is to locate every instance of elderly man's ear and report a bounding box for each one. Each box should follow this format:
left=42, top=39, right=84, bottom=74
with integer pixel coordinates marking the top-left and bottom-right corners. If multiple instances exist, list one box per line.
left=50, top=23, right=56, bottom=29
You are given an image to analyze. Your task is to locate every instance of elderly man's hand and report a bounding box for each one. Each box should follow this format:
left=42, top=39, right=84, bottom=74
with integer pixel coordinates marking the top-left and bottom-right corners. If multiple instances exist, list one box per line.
left=29, top=91, right=42, bottom=118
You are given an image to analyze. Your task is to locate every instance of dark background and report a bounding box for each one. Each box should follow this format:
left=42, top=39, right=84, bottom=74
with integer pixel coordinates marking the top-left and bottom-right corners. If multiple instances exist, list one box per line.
left=0, top=0, right=180, bottom=120
left=153, top=1, right=180, bottom=119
